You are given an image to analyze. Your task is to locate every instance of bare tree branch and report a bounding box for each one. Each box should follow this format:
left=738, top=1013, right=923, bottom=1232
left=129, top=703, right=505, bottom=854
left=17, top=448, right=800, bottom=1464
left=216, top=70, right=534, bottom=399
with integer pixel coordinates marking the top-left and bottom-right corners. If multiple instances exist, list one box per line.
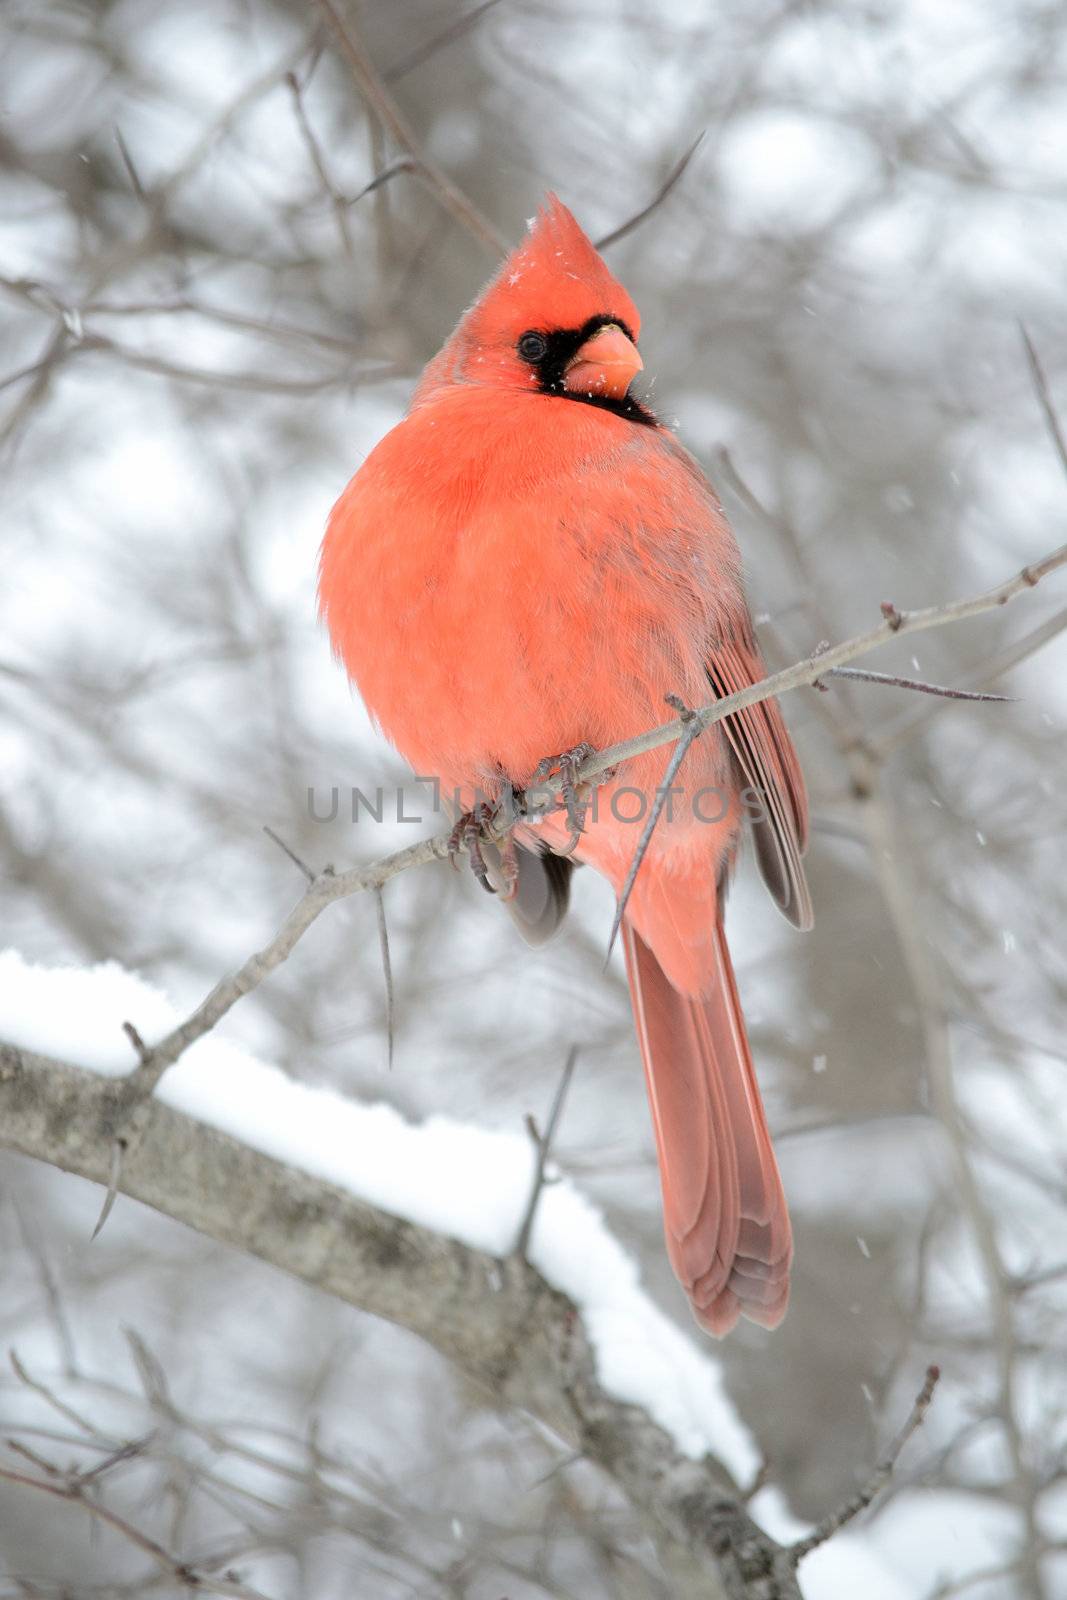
left=823, top=666, right=1013, bottom=702
left=384, top=0, right=507, bottom=85
left=0, top=1040, right=804, bottom=1599
left=374, top=884, right=395, bottom=1070
left=1020, top=324, right=1067, bottom=479
left=516, top=1045, right=579, bottom=1261
left=870, top=601, right=1067, bottom=758
left=787, top=1364, right=940, bottom=1563
left=0, top=1452, right=273, bottom=1599
left=314, top=0, right=506, bottom=256
left=848, top=752, right=1049, bottom=1599
left=605, top=693, right=705, bottom=961
left=105, top=532, right=1067, bottom=1100
left=596, top=130, right=706, bottom=251
left=579, top=533, right=1067, bottom=788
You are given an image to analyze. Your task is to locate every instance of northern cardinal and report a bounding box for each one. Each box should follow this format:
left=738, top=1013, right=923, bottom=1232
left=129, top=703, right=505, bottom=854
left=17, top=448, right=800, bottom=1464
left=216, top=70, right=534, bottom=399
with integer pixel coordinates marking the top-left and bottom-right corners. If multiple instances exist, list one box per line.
left=320, top=197, right=812, bottom=1335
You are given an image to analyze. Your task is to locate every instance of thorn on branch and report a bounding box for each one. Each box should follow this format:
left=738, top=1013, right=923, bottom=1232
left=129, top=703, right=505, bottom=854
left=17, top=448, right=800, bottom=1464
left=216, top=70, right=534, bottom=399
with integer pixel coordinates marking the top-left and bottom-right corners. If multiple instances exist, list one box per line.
left=122, top=1020, right=150, bottom=1064
left=90, top=1138, right=126, bottom=1242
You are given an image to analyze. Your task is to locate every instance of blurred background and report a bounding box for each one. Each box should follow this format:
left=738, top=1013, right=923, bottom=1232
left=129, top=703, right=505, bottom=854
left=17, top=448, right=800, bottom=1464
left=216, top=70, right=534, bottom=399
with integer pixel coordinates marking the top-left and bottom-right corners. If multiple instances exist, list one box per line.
left=2, top=1, right=1066, bottom=1595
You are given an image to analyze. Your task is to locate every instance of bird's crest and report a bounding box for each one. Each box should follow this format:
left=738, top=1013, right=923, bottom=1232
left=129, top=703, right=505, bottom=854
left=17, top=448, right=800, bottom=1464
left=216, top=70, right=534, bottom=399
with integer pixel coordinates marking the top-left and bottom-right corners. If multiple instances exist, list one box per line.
left=413, top=196, right=641, bottom=400
left=464, top=195, right=640, bottom=346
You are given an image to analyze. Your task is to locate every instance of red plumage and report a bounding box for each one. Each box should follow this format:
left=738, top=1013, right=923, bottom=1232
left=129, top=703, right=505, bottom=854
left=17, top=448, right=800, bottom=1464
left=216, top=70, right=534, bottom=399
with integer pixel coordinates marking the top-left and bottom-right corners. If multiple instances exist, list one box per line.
left=320, top=197, right=812, bottom=1334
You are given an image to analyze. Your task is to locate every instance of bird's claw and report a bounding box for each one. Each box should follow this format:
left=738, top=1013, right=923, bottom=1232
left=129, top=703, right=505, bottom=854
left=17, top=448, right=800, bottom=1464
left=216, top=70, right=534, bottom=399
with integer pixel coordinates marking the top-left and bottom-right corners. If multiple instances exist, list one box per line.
left=497, top=831, right=520, bottom=901
left=530, top=741, right=595, bottom=846
left=448, top=805, right=494, bottom=893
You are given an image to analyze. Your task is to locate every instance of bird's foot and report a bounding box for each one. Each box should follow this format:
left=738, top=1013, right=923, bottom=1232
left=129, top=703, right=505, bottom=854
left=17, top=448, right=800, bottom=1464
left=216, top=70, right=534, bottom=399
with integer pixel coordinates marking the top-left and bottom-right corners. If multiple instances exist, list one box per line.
left=529, top=741, right=596, bottom=853
left=447, top=804, right=495, bottom=893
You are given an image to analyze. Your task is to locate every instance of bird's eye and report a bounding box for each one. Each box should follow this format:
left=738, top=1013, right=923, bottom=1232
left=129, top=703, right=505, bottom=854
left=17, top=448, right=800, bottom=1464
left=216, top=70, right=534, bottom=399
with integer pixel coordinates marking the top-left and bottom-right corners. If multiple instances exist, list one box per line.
left=517, top=331, right=548, bottom=363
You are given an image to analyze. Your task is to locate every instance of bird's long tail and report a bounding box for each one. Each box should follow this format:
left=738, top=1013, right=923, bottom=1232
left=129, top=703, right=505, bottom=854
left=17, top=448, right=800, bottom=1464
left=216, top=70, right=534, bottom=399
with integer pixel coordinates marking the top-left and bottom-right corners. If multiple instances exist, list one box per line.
left=622, top=916, right=792, bottom=1336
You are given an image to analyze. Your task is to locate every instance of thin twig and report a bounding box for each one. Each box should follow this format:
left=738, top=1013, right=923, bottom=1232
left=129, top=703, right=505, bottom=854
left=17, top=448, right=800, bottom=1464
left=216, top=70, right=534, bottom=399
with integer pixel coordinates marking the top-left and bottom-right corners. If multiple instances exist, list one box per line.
left=790, top=1365, right=940, bottom=1563
left=515, top=1047, right=579, bottom=1261
left=374, top=886, right=395, bottom=1070
left=78, top=1435, right=155, bottom=1486
left=855, top=761, right=1047, bottom=1597
left=9, top=1352, right=109, bottom=1442
left=113, top=126, right=146, bottom=200
left=314, top=0, right=506, bottom=256
left=596, top=130, right=706, bottom=251
left=348, top=156, right=417, bottom=206
left=869, top=603, right=1067, bottom=758
left=12, top=1204, right=79, bottom=1375
left=605, top=695, right=704, bottom=964
left=824, top=666, right=1014, bottom=702
left=286, top=69, right=353, bottom=257
left=0, top=1460, right=271, bottom=1598
left=1020, top=323, right=1067, bottom=478
left=384, top=0, right=506, bottom=84
left=262, top=825, right=316, bottom=884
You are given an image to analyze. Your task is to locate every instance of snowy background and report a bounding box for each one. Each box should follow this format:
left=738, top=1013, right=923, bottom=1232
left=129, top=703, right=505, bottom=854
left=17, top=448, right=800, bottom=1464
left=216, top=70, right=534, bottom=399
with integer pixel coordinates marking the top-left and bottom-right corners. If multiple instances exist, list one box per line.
left=2, top=1, right=1066, bottom=1595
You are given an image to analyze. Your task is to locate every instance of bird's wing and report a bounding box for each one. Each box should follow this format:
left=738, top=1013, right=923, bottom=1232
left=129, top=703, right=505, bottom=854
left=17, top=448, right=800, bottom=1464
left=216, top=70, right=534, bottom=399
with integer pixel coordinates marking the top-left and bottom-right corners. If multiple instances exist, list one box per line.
left=706, top=632, right=813, bottom=930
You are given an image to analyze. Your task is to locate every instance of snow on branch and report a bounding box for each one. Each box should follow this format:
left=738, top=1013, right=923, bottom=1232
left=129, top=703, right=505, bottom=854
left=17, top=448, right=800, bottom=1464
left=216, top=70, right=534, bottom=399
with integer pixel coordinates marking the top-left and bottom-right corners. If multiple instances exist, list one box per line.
left=0, top=954, right=930, bottom=1600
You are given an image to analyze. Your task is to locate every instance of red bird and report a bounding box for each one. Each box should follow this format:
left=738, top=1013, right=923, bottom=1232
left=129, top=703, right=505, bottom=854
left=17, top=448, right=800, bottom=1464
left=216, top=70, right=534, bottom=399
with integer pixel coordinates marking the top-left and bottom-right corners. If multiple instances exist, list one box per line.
left=320, top=198, right=812, bottom=1335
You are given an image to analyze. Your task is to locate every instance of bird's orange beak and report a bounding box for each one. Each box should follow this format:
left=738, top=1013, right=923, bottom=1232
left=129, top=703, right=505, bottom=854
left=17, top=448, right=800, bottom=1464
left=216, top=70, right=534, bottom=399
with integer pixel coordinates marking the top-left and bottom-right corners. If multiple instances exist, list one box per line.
left=563, top=323, right=643, bottom=400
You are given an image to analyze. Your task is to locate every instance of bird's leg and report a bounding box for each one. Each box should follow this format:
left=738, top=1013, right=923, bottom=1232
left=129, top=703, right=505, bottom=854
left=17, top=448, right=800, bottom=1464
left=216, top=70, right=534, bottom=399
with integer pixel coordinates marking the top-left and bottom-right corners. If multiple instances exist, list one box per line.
left=530, top=741, right=596, bottom=853
left=447, top=803, right=494, bottom=892
left=497, top=831, right=520, bottom=901
left=495, top=777, right=521, bottom=902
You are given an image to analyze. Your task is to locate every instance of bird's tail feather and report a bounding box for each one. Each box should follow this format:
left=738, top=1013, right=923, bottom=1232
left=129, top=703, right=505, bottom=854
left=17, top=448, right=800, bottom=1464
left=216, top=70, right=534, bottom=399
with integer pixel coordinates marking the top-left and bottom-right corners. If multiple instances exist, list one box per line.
left=622, top=917, right=792, bottom=1336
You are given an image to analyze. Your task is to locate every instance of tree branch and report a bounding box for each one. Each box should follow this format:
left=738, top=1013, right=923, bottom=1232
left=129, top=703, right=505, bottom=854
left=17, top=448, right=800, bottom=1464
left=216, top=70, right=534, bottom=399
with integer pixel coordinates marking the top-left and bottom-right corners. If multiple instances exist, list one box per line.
left=314, top=0, right=506, bottom=256
left=0, top=1040, right=802, bottom=1599
left=113, top=531, right=1067, bottom=1095
left=787, top=1364, right=940, bottom=1563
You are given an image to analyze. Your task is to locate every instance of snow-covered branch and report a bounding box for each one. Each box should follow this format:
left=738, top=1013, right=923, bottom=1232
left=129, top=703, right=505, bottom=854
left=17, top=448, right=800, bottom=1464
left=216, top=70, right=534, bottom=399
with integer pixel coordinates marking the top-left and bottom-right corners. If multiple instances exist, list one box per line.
left=1, top=1034, right=805, bottom=1596
left=0, top=956, right=936, bottom=1598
